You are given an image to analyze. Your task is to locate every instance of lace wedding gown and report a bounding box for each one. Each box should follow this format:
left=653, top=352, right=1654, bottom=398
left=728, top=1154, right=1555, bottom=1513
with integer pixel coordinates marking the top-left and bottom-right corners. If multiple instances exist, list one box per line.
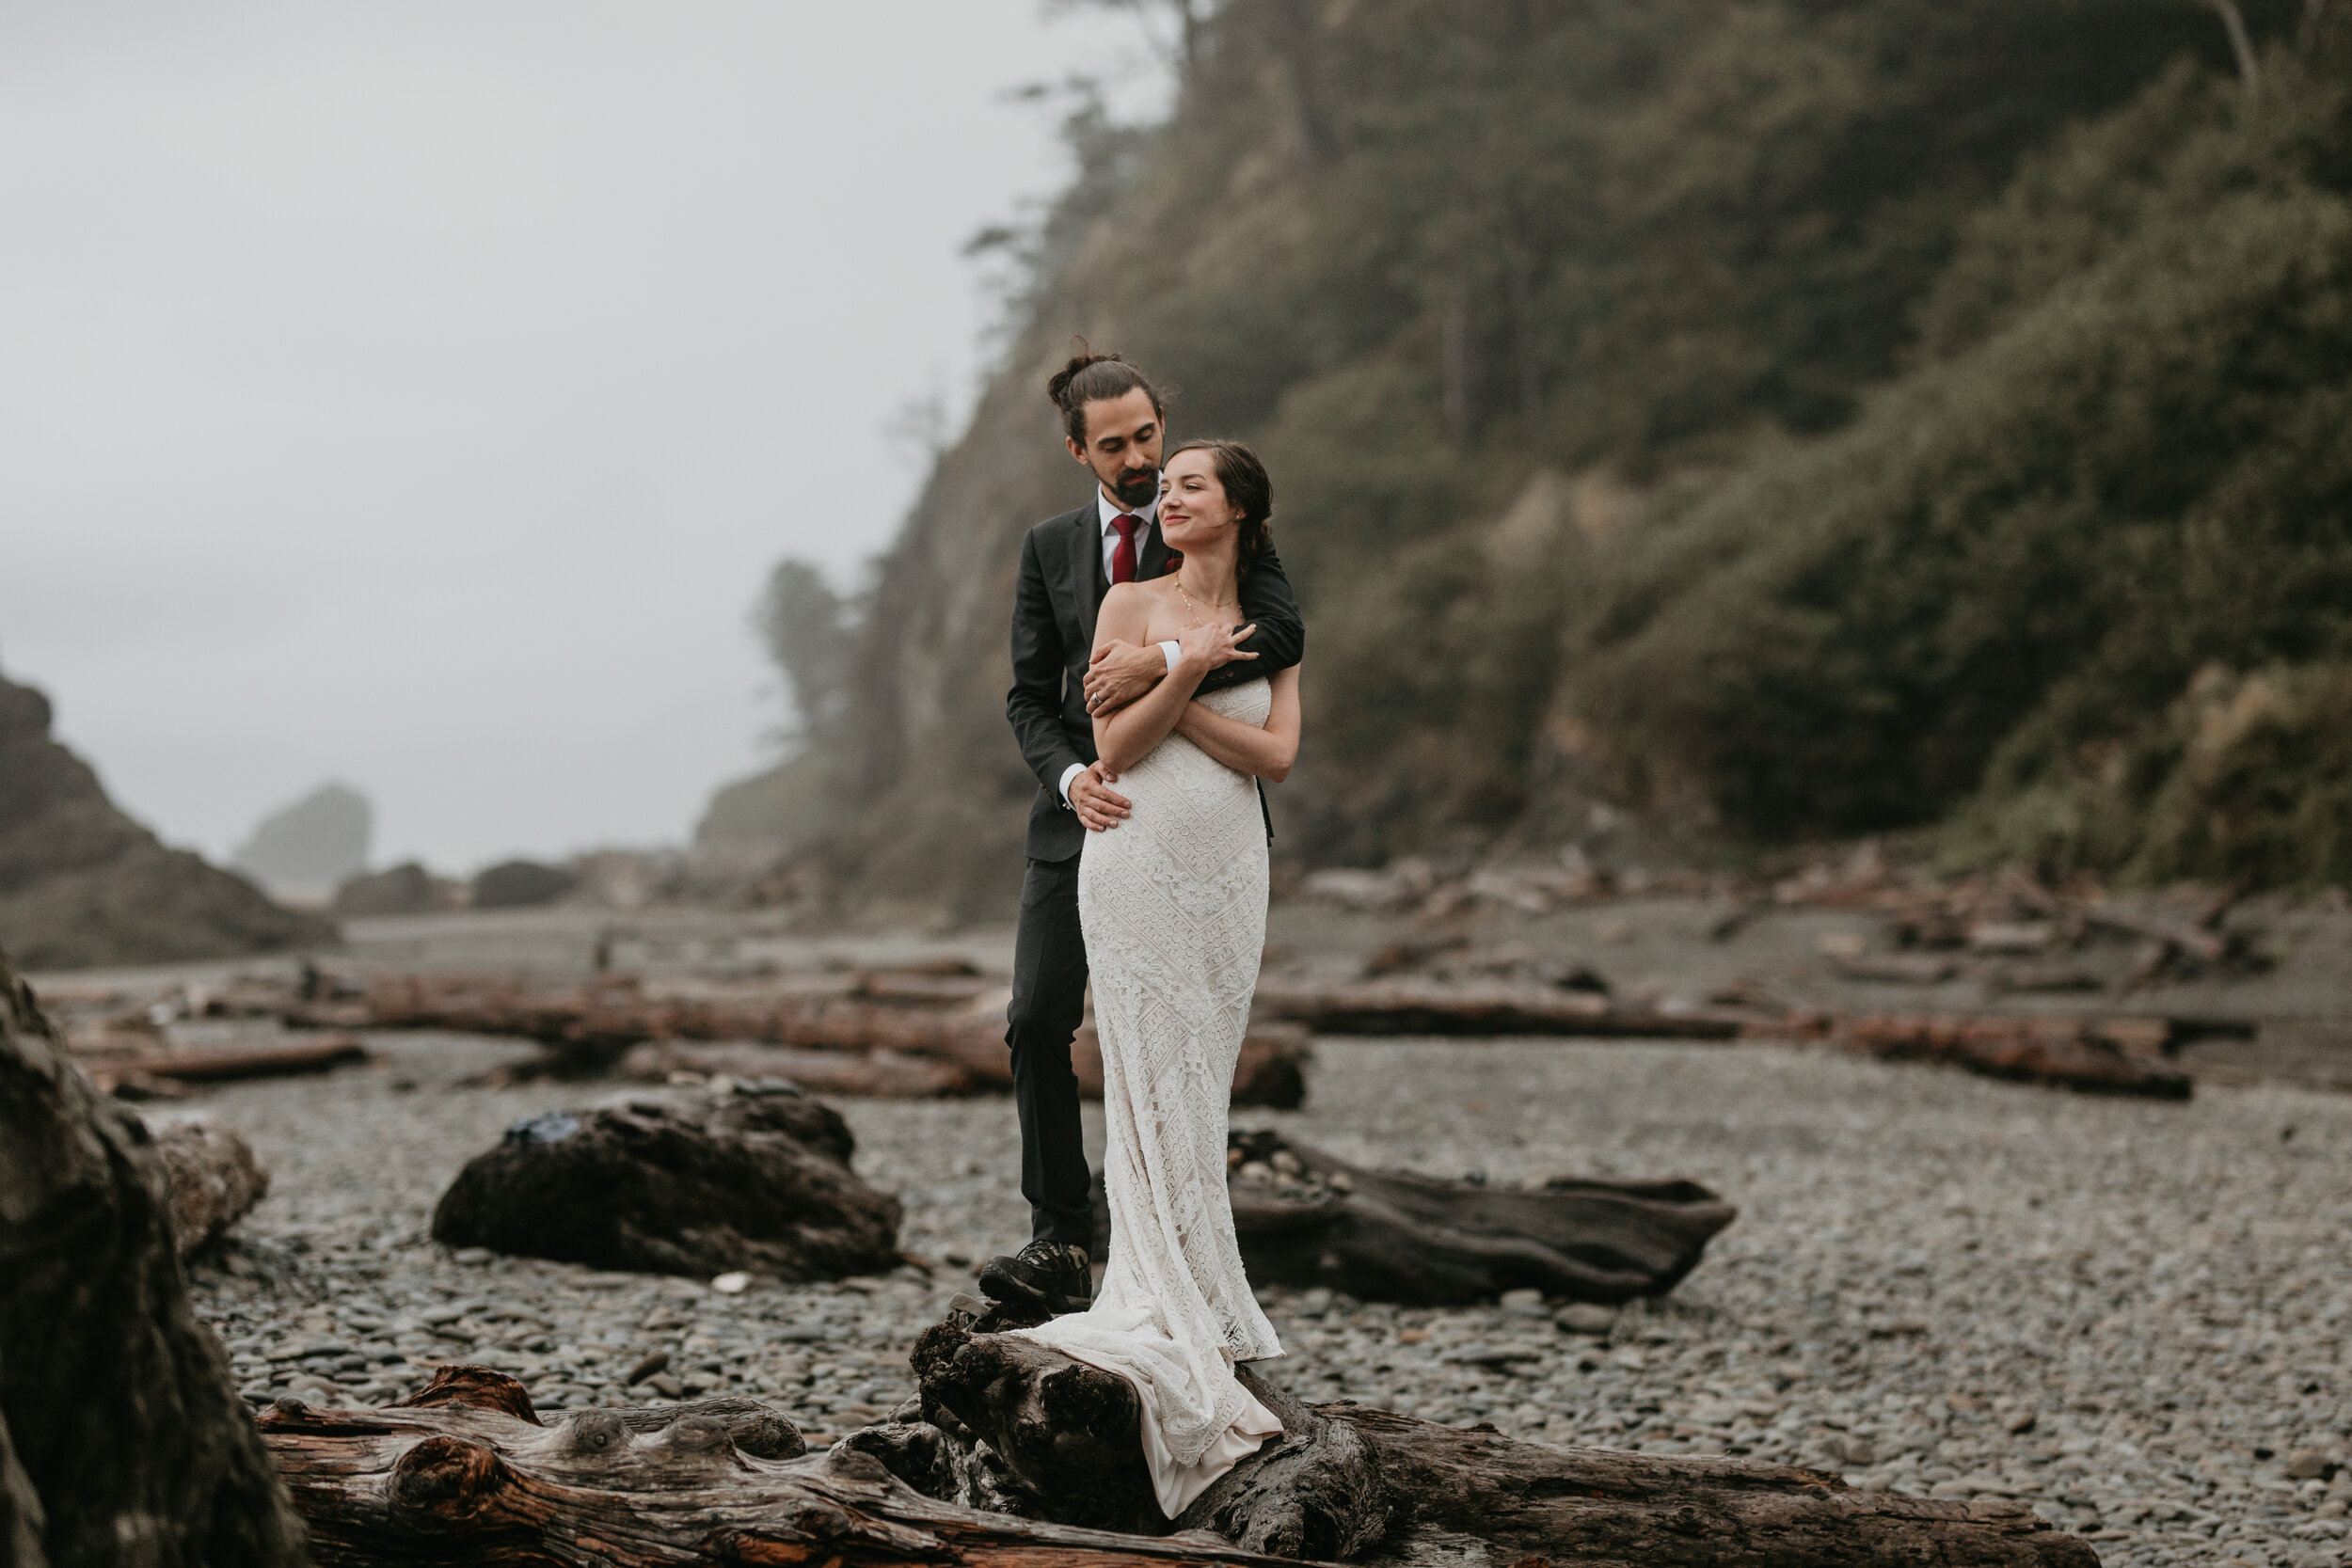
left=1015, top=677, right=1284, bottom=1517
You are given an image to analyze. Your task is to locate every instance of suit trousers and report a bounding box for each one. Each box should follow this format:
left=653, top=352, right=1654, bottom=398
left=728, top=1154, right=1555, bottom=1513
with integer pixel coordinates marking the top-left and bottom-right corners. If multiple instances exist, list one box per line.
left=1006, top=854, right=1093, bottom=1247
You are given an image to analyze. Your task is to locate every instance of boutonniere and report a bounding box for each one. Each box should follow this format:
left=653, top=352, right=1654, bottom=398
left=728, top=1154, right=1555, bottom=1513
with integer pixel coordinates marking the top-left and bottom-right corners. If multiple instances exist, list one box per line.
left=1161, top=551, right=1183, bottom=575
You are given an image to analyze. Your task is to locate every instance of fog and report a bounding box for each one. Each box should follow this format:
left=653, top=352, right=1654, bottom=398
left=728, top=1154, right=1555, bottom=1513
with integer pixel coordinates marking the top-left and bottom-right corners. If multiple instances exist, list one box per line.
left=0, top=1, right=1160, bottom=871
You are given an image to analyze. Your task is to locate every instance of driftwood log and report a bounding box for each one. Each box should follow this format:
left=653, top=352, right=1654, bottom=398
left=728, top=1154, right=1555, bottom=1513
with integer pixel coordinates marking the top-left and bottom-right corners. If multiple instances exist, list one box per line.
left=1201, top=1130, right=1736, bottom=1306
left=73, top=1034, right=367, bottom=1097
left=144, top=1111, right=272, bottom=1257
left=900, top=1309, right=2095, bottom=1565
left=621, top=1040, right=984, bottom=1099
left=0, top=946, right=304, bottom=1567
left=352, top=973, right=1311, bottom=1107
left=1076, top=1022, right=1311, bottom=1111
left=259, top=1365, right=1338, bottom=1568
left=258, top=1355, right=2094, bottom=1568
left=429, top=1085, right=903, bottom=1279
left=1252, top=977, right=1743, bottom=1039
left=1844, top=1015, right=2194, bottom=1100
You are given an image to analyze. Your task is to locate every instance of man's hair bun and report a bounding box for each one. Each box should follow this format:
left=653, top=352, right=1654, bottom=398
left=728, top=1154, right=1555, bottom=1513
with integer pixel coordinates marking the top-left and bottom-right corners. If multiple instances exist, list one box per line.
left=1047, top=341, right=1165, bottom=444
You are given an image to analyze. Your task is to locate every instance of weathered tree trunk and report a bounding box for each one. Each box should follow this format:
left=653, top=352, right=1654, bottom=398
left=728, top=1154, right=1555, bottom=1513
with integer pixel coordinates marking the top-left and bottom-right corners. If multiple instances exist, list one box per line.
left=428, top=1084, right=904, bottom=1279
left=1195, top=1130, right=1738, bottom=1306
left=902, top=1313, right=2095, bottom=1566
left=258, top=1366, right=1323, bottom=1568
left=1251, top=977, right=1742, bottom=1039
left=263, top=1358, right=2093, bottom=1566
left=1843, top=1015, right=2194, bottom=1100
left=143, top=1112, right=272, bottom=1258
left=0, top=946, right=304, bottom=1567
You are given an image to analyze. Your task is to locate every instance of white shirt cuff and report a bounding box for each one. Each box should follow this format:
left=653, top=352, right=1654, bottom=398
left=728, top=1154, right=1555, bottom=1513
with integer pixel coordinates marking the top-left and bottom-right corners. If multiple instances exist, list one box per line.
left=1057, top=762, right=1088, bottom=806
left=1159, top=640, right=1182, bottom=672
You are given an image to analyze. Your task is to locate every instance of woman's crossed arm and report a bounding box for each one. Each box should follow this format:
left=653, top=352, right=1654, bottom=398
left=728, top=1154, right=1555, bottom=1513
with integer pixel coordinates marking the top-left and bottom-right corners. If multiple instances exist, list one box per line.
left=1174, top=664, right=1300, bottom=783
left=1089, top=584, right=1259, bottom=776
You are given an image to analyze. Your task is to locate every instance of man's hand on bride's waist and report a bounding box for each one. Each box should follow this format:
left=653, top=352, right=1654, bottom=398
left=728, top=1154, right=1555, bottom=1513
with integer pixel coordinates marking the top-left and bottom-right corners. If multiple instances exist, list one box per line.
left=1070, top=763, right=1132, bottom=832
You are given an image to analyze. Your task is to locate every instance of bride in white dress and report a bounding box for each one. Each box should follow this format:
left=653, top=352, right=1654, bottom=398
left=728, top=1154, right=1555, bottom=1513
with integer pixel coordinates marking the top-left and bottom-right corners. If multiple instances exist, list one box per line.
left=1015, top=437, right=1304, bottom=1519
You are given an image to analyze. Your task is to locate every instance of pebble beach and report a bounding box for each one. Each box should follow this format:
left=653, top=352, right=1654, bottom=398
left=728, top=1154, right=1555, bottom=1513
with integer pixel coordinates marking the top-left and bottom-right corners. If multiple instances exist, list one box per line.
left=184, top=1027, right=2352, bottom=1568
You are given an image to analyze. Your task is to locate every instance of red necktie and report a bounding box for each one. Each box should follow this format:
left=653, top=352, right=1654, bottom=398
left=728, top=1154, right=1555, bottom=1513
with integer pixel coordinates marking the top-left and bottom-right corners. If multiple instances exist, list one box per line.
left=1109, top=514, right=1142, bottom=584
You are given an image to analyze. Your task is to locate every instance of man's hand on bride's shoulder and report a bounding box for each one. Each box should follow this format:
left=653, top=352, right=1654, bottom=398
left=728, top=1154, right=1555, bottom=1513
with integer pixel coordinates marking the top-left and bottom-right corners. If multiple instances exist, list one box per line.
left=1084, top=638, right=1166, bottom=716
left=1174, top=619, right=1259, bottom=676
left=1069, top=763, right=1133, bottom=832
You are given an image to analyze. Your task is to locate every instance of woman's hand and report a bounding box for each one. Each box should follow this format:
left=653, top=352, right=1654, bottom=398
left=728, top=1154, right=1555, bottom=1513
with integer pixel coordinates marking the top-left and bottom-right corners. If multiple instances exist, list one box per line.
left=1173, top=620, right=1258, bottom=677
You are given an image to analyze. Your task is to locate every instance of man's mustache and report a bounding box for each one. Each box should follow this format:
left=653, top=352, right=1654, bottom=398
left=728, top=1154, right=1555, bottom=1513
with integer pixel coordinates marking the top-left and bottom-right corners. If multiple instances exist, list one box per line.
left=1113, top=467, right=1160, bottom=499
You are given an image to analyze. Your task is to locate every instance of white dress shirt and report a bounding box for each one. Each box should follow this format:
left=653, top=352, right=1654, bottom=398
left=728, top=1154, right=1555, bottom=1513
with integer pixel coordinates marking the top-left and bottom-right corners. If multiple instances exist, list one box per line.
left=1059, top=487, right=1186, bottom=807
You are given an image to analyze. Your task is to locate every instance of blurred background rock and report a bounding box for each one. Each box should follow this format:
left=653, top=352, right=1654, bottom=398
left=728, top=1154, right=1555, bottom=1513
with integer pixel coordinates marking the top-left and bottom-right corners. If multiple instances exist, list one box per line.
left=232, top=784, right=371, bottom=908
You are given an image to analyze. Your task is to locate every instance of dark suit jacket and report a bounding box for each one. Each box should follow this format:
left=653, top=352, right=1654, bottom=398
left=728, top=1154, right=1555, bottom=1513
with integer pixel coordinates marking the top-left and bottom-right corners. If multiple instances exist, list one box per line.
left=1007, top=499, right=1305, bottom=863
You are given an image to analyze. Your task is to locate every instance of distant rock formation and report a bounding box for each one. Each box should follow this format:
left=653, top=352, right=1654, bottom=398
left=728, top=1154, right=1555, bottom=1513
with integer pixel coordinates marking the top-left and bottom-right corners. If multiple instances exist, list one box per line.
left=694, top=749, right=844, bottom=851
left=233, top=782, right=372, bottom=904
left=332, top=861, right=444, bottom=918
left=471, top=859, right=578, bottom=910
left=0, top=670, right=336, bottom=971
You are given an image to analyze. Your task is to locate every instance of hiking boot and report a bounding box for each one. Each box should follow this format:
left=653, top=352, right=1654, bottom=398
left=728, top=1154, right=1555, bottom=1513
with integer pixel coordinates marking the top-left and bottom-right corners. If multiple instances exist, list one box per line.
left=977, top=1239, right=1092, bottom=1316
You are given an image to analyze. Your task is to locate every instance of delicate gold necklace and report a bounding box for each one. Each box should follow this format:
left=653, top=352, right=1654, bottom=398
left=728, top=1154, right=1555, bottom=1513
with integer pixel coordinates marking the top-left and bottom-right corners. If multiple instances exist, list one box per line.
left=1175, top=571, right=1238, bottom=626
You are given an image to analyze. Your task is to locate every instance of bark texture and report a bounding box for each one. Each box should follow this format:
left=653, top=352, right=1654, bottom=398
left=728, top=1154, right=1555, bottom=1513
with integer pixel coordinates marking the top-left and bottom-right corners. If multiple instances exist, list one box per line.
left=898, top=1311, right=2094, bottom=1565
left=259, top=1365, right=1324, bottom=1568
left=0, top=945, right=304, bottom=1568
left=428, top=1084, right=904, bottom=1279
left=259, top=1354, right=2097, bottom=1568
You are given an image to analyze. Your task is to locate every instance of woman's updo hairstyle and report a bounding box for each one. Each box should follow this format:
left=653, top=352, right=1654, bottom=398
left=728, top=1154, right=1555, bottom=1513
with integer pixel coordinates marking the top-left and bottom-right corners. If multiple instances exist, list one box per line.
left=1168, top=437, right=1274, bottom=577
left=1046, top=344, right=1165, bottom=445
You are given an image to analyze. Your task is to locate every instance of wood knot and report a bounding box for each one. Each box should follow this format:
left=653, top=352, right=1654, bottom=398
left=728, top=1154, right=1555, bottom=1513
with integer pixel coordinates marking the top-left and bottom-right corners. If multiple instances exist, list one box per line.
left=389, top=1434, right=513, bottom=1523
left=561, top=1409, right=629, bottom=1456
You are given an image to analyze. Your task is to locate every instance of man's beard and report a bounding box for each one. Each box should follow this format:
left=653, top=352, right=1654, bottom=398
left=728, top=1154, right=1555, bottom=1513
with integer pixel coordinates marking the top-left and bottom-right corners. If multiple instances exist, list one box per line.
left=1110, top=467, right=1159, bottom=508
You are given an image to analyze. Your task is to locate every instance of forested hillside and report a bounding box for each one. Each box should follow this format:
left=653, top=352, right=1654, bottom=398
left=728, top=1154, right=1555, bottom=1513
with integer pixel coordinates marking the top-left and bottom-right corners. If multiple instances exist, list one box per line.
left=775, top=0, right=2351, bottom=919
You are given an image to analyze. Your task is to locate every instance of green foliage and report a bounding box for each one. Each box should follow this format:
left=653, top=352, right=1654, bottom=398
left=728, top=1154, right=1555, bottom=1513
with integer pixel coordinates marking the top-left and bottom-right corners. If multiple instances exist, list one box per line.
left=1557, top=59, right=2352, bottom=870
left=836, top=0, right=2352, bottom=894
left=694, top=748, right=846, bottom=852
left=1947, top=661, right=2352, bottom=888
left=1076, top=0, right=2295, bottom=861
left=753, top=559, right=849, bottom=740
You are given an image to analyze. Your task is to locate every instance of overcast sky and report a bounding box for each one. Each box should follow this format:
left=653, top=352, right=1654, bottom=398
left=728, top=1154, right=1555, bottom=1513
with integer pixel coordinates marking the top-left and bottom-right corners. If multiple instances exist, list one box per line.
left=0, top=1, right=1164, bottom=872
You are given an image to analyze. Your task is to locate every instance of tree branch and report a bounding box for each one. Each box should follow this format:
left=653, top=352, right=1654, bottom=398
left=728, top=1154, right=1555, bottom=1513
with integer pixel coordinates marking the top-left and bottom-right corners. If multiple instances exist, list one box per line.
left=2205, top=0, right=2263, bottom=93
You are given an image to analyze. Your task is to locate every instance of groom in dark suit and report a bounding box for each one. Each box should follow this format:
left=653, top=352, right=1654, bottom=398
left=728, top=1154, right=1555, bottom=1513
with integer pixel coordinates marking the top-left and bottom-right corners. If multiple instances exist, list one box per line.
left=980, top=351, right=1305, bottom=1315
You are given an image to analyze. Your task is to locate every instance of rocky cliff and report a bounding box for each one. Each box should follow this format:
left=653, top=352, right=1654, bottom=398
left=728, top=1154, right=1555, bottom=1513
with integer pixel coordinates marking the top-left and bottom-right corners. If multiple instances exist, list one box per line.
left=0, top=672, right=336, bottom=970
left=809, top=0, right=2351, bottom=919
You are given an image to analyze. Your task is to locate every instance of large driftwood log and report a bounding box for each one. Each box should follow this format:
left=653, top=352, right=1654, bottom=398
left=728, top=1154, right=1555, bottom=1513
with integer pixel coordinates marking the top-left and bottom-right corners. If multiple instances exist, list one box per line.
left=1179, top=1130, right=1739, bottom=1306
left=1844, top=1015, right=2194, bottom=1100
left=0, top=947, right=304, bottom=1567
left=262, top=1357, right=2093, bottom=1567
left=1075, top=1022, right=1311, bottom=1112
left=258, top=1366, right=1325, bottom=1568
left=620, top=1039, right=984, bottom=1099
left=1252, top=977, right=1743, bottom=1039
left=353, top=971, right=1311, bottom=1106
left=143, top=1111, right=272, bottom=1257
left=904, top=1313, right=2093, bottom=1565
left=73, top=1034, right=368, bottom=1094
left=429, top=1084, right=903, bottom=1279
